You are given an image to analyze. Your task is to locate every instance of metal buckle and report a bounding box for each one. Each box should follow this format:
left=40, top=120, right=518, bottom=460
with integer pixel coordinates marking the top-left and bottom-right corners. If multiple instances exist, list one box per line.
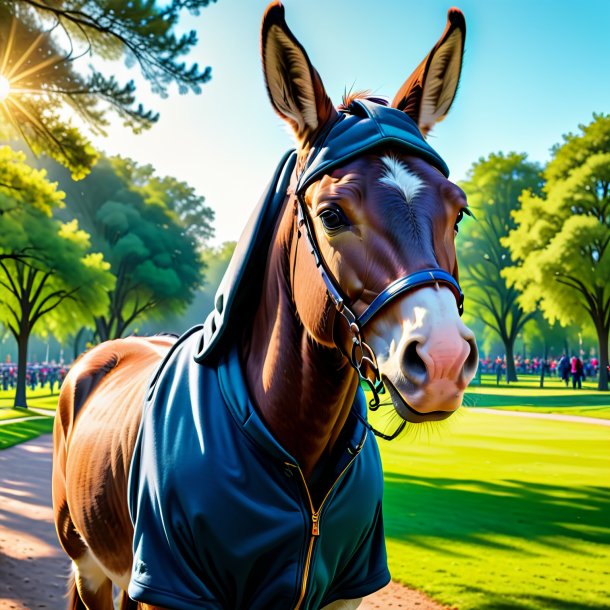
left=348, top=326, right=386, bottom=411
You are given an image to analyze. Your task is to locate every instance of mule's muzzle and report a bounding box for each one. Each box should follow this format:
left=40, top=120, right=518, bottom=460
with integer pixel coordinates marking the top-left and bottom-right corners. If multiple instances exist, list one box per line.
left=382, top=376, right=455, bottom=423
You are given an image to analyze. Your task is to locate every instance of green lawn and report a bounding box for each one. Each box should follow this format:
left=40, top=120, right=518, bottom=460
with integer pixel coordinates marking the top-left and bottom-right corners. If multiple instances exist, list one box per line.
left=0, top=388, right=58, bottom=448
left=475, top=373, right=602, bottom=391
left=0, top=387, right=59, bottom=409
left=378, top=408, right=610, bottom=610
left=0, top=417, right=55, bottom=449
left=465, top=374, right=610, bottom=420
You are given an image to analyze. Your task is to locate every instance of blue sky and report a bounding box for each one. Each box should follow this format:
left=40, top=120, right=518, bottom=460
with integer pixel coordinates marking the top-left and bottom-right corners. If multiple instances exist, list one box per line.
left=95, top=0, right=610, bottom=245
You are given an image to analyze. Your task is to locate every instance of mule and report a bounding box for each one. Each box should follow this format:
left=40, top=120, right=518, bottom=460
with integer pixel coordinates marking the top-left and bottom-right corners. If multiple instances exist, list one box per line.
left=52, top=3, right=477, bottom=609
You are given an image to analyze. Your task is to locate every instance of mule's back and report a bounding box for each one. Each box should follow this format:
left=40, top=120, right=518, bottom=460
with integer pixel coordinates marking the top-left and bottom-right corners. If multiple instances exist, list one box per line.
left=52, top=335, right=176, bottom=603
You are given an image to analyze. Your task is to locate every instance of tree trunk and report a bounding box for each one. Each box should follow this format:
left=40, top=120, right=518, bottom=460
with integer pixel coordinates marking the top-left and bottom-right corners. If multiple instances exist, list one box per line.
left=540, top=342, right=549, bottom=389
left=73, top=327, right=86, bottom=360
left=597, top=327, right=609, bottom=391
left=95, top=316, right=110, bottom=343
left=14, top=332, right=30, bottom=408
left=505, top=339, right=518, bottom=382
left=73, top=327, right=94, bottom=360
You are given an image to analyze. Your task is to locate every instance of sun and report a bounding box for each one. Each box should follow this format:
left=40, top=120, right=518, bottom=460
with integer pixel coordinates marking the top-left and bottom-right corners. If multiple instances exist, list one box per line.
left=0, top=75, right=10, bottom=101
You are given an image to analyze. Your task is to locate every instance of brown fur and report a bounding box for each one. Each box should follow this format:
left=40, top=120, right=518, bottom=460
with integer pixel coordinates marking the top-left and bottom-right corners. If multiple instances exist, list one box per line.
left=53, top=336, right=175, bottom=608
left=392, top=8, right=466, bottom=133
left=66, top=572, right=87, bottom=610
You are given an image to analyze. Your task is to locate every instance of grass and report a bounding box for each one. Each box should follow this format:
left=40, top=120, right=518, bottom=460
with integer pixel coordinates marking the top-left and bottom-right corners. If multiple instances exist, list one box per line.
left=377, top=409, right=610, bottom=610
left=0, top=387, right=58, bottom=448
left=464, top=374, right=610, bottom=420
left=0, top=417, right=55, bottom=449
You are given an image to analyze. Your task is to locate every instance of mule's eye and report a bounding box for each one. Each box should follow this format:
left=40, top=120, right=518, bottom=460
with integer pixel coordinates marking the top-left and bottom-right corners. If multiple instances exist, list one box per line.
left=454, top=209, right=464, bottom=234
left=319, top=208, right=348, bottom=233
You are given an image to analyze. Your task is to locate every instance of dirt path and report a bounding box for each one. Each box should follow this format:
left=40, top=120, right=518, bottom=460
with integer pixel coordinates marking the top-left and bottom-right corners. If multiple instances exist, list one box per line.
left=0, top=435, right=450, bottom=610
left=474, top=407, right=610, bottom=426
left=0, top=436, right=69, bottom=610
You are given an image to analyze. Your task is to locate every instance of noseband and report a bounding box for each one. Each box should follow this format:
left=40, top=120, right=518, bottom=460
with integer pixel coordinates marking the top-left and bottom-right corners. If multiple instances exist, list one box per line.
left=293, top=99, right=465, bottom=440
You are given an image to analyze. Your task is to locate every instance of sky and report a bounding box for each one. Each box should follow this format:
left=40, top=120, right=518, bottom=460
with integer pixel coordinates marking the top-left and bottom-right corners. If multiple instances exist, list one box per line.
left=93, top=0, right=610, bottom=246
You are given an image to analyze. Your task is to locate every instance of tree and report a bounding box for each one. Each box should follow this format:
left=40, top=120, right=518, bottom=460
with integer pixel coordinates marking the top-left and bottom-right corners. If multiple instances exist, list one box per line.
left=459, top=152, right=544, bottom=382
left=47, top=155, right=210, bottom=340
left=0, top=0, right=214, bottom=175
left=138, top=240, right=236, bottom=335
left=114, top=158, right=215, bottom=251
left=504, top=114, right=610, bottom=391
left=0, top=147, right=113, bottom=407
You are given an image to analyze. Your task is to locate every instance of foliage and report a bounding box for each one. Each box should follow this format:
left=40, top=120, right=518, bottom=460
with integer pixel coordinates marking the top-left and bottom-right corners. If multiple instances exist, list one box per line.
left=0, top=147, right=114, bottom=405
left=138, top=240, right=235, bottom=335
left=0, top=0, right=215, bottom=175
left=459, top=152, right=543, bottom=380
left=505, top=114, right=610, bottom=390
left=115, top=158, right=215, bottom=251
left=198, top=241, right=235, bottom=307
left=0, top=145, right=64, bottom=213
left=46, top=155, right=210, bottom=340
left=0, top=218, right=113, bottom=339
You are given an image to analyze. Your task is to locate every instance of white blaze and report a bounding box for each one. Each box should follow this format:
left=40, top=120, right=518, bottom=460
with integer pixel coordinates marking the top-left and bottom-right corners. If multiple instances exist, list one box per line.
left=379, top=155, right=424, bottom=204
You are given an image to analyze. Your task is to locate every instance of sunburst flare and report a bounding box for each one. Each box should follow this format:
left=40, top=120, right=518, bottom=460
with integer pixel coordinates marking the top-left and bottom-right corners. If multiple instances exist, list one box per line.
left=0, top=75, right=10, bottom=101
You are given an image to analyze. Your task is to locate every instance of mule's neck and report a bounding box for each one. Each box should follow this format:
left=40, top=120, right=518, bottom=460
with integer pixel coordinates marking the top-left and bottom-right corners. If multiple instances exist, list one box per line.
left=240, top=197, right=359, bottom=480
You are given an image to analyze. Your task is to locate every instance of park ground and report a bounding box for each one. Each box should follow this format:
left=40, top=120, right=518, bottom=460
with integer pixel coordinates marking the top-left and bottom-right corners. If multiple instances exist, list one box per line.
left=1, top=375, right=609, bottom=610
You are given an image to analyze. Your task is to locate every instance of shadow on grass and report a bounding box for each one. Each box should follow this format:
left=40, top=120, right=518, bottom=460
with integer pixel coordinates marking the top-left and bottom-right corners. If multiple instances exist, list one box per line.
left=384, top=472, right=610, bottom=553
left=451, top=585, right=610, bottom=610
left=0, top=418, right=54, bottom=450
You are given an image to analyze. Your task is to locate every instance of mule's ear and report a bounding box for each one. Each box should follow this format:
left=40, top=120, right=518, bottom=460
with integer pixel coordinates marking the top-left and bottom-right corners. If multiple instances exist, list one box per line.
left=261, top=2, right=337, bottom=147
left=391, top=8, right=466, bottom=137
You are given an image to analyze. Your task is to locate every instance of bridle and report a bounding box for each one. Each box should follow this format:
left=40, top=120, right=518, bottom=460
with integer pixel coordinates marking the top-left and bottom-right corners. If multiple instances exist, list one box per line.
left=294, top=197, right=464, bottom=440
left=291, top=99, right=465, bottom=440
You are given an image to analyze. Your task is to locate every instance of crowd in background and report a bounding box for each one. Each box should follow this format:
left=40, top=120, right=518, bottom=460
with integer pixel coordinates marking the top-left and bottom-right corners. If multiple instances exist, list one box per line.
left=0, top=355, right=605, bottom=395
left=479, top=354, right=601, bottom=388
left=0, top=362, right=68, bottom=393
left=479, top=355, right=600, bottom=377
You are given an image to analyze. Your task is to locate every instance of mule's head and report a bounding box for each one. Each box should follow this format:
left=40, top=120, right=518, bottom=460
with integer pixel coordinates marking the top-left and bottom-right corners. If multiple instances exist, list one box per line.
left=261, top=3, right=478, bottom=425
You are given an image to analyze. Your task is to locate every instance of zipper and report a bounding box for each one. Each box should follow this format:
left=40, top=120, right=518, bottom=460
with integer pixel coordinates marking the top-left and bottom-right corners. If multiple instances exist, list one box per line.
left=291, top=429, right=368, bottom=610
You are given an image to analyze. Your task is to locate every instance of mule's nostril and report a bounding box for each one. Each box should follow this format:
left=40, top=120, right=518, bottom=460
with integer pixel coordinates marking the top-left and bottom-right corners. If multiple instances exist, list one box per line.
left=462, top=336, right=479, bottom=380
left=402, top=341, right=427, bottom=384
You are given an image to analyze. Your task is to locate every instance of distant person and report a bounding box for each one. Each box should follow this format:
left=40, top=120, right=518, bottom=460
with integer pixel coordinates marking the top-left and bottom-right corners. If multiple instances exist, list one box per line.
left=495, top=357, right=503, bottom=385
left=571, top=355, right=583, bottom=389
left=558, top=354, right=570, bottom=386
left=591, top=356, right=599, bottom=375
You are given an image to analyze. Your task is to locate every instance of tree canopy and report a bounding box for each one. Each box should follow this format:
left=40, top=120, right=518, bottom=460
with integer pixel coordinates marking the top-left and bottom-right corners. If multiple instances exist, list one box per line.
left=504, top=114, right=610, bottom=390
left=459, top=151, right=543, bottom=381
left=0, top=0, right=215, bottom=176
left=0, top=144, right=63, bottom=214
left=139, top=240, right=236, bottom=335
left=0, top=146, right=113, bottom=406
left=46, top=155, right=211, bottom=340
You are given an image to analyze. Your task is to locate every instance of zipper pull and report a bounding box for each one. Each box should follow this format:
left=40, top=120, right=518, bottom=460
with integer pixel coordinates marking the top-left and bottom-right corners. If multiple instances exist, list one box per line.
left=312, top=513, right=320, bottom=536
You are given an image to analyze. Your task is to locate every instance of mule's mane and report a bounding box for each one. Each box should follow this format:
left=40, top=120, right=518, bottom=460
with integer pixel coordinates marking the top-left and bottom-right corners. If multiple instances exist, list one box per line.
left=338, top=90, right=389, bottom=112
